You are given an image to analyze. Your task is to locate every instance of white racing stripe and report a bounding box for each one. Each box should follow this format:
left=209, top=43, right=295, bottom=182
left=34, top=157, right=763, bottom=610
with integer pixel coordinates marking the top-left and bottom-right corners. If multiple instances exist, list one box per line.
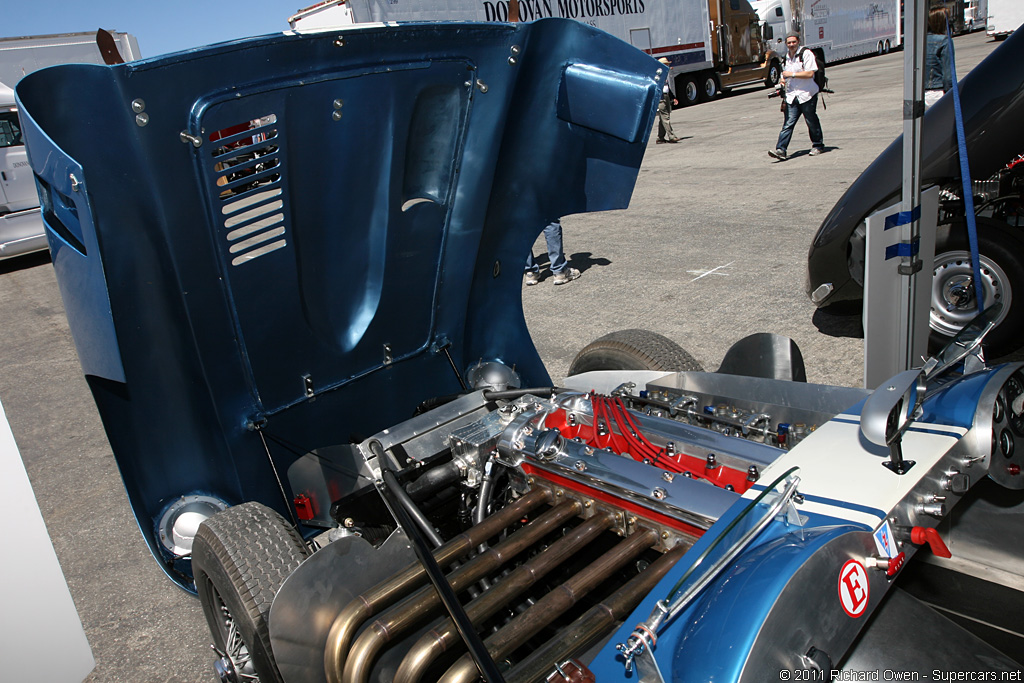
left=749, top=414, right=967, bottom=527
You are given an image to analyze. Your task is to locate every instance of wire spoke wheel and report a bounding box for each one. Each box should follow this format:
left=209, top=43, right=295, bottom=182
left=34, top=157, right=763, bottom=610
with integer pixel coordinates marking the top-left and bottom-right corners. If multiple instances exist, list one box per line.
left=215, top=589, right=259, bottom=682
left=193, top=502, right=309, bottom=683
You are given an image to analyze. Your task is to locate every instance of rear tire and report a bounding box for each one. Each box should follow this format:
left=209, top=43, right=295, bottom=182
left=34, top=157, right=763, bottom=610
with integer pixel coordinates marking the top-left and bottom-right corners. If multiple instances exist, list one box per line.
left=193, top=503, right=310, bottom=683
left=568, top=329, right=704, bottom=376
left=699, top=73, right=720, bottom=102
left=928, top=218, right=1024, bottom=356
left=680, top=77, right=699, bottom=106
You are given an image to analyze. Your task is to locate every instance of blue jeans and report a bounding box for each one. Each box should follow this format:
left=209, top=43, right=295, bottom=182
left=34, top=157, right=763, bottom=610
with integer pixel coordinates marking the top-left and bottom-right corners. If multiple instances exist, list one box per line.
left=525, top=220, right=568, bottom=274
left=776, top=95, right=824, bottom=153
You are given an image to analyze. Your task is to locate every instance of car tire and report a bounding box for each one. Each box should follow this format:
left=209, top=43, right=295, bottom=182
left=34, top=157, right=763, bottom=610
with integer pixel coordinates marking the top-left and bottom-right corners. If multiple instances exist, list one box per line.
left=765, top=60, right=781, bottom=88
left=928, top=218, right=1024, bottom=356
left=680, top=77, right=699, bottom=106
left=193, top=502, right=310, bottom=683
left=699, top=73, right=720, bottom=102
left=568, top=329, right=704, bottom=376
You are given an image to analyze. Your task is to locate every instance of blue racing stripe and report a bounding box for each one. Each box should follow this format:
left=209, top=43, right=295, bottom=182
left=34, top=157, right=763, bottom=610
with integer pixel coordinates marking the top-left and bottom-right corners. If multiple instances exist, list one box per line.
left=745, top=485, right=888, bottom=522
left=830, top=416, right=963, bottom=439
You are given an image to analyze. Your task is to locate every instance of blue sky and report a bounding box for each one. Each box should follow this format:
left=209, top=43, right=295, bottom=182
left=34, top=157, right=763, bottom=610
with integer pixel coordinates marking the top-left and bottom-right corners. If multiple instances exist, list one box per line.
left=2, top=1, right=304, bottom=58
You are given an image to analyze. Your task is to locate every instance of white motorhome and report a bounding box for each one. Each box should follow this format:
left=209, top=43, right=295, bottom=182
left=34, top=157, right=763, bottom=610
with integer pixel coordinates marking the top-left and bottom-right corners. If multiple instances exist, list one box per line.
left=289, top=0, right=784, bottom=107
left=0, top=81, right=45, bottom=259
left=754, top=0, right=901, bottom=63
left=0, top=31, right=140, bottom=260
left=987, top=0, right=1024, bottom=39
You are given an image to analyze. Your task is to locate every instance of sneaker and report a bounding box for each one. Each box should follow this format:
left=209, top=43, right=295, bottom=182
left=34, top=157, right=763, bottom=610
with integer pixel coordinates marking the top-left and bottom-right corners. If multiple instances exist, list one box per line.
left=552, top=267, right=581, bottom=285
left=524, top=271, right=540, bottom=286
left=667, top=137, right=680, bottom=143
left=809, top=147, right=824, bottom=156
left=768, top=148, right=787, bottom=160
left=656, top=139, right=667, bottom=144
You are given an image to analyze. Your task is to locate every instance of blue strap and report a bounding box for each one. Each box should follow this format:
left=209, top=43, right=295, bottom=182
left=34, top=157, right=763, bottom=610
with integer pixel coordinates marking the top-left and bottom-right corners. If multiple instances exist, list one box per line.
left=884, top=206, right=921, bottom=230
left=886, top=239, right=920, bottom=260
left=947, top=21, right=985, bottom=314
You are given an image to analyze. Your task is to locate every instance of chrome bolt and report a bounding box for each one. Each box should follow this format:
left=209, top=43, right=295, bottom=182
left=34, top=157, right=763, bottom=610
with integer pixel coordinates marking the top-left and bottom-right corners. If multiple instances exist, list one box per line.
left=135, top=112, right=149, bottom=127
left=131, top=98, right=145, bottom=113
left=332, top=110, right=343, bottom=121
left=652, top=487, right=667, bottom=500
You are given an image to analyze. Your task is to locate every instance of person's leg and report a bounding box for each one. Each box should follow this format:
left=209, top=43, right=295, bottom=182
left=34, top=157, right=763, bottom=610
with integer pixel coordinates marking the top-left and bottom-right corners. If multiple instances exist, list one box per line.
left=525, top=250, right=539, bottom=273
left=543, top=221, right=567, bottom=274
left=775, top=100, right=801, bottom=153
left=657, top=99, right=671, bottom=140
left=801, top=95, right=824, bottom=148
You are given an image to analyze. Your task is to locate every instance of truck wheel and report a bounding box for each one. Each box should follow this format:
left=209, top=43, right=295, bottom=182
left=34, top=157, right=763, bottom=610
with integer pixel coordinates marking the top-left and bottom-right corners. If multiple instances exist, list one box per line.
left=765, top=61, right=781, bottom=88
left=193, top=503, right=309, bottom=683
left=568, top=329, right=704, bottom=375
left=883, top=39, right=892, bottom=53
left=928, top=218, right=1024, bottom=356
left=699, top=74, right=720, bottom=102
left=680, top=77, right=699, bottom=106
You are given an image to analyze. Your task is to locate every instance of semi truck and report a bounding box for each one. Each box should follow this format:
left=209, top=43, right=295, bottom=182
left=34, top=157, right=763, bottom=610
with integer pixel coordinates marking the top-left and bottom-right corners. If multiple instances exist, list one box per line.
left=754, top=0, right=901, bottom=63
left=987, top=0, right=1024, bottom=39
left=0, top=30, right=140, bottom=260
left=288, top=0, right=784, bottom=106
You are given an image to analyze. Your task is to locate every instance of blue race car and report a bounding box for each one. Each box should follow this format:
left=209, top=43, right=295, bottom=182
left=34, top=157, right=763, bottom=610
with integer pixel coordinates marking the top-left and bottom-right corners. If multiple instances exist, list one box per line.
left=17, top=18, right=1024, bottom=683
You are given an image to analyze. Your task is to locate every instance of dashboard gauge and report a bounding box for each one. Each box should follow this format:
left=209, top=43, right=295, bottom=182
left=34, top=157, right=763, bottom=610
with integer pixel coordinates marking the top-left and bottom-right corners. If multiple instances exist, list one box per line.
left=1005, top=375, right=1024, bottom=434
left=1001, top=429, right=1015, bottom=459
left=994, top=396, right=1005, bottom=424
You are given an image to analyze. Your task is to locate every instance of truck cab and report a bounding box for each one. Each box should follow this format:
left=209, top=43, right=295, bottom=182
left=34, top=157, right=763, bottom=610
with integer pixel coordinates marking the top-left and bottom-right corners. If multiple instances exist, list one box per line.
left=692, top=0, right=780, bottom=103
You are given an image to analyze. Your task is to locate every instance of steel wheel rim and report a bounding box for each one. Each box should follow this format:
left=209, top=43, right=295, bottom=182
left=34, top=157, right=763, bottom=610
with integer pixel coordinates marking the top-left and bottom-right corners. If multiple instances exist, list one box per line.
left=210, top=581, right=259, bottom=682
left=930, top=249, right=1012, bottom=337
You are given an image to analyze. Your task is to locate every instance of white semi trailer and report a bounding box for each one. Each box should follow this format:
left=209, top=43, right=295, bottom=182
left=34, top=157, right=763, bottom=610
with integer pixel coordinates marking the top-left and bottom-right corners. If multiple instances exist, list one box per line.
left=289, top=0, right=784, bottom=106
left=754, top=0, right=901, bottom=63
left=987, top=0, right=1024, bottom=39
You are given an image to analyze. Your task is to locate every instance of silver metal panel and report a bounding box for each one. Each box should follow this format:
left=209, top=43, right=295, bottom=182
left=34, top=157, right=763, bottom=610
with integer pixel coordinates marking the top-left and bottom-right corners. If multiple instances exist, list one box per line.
left=840, top=588, right=1020, bottom=673
left=863, top=187, right=940, bottom=389
left=648, top=372, right=871, bottom=418
left=269, top=530, right=416, bottom=683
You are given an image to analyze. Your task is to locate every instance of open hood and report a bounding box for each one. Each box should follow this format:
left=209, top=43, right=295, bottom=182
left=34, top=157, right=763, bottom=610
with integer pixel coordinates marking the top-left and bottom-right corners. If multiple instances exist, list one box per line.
left=16, top=19, right=662, bottom=585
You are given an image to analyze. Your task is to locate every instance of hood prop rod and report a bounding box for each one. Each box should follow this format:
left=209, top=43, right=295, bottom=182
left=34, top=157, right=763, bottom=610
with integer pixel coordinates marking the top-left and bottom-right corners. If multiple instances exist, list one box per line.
left=371, top=440, right=506, bottom=683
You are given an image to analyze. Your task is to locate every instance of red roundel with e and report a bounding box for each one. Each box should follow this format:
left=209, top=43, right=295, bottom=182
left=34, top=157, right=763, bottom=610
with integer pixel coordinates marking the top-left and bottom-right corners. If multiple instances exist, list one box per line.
left=838, top=560, right=870, bottom=617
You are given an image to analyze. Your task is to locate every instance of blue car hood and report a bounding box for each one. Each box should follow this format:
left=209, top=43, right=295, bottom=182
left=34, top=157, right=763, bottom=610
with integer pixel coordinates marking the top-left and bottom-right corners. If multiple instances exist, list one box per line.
left=16, top=20, right=661, bottom=584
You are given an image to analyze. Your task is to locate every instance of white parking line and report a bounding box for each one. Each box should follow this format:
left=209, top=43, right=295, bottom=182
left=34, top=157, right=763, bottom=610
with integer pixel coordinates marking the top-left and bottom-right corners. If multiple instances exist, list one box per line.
left=687, top=261, right=734, bottom=282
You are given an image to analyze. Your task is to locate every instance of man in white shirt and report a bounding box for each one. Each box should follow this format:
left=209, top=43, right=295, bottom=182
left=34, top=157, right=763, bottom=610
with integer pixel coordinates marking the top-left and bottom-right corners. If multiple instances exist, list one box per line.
left=768, top=33, right=825, bottom=160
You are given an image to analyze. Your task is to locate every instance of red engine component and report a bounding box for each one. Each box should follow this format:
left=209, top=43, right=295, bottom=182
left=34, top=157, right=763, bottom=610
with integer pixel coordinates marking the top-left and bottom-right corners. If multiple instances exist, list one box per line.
left=544, top=393, right=754, bottom=493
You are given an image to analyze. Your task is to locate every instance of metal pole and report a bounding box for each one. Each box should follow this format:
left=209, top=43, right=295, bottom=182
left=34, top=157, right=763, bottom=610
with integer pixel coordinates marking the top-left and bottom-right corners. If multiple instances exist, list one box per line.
left=898, top=0, right=927, bottom=370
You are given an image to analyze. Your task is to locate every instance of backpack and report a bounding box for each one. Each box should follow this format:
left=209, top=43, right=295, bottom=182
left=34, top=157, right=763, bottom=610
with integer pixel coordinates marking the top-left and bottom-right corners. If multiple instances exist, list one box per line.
left=798, top=48, right=831, bottom=94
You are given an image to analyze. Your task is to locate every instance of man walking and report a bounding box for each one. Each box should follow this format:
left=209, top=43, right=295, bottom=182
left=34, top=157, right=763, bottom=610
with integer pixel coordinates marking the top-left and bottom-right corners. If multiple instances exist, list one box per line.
left=769, top=32, right=825, bottom=160
left=656, top=57, right=680, bottom=144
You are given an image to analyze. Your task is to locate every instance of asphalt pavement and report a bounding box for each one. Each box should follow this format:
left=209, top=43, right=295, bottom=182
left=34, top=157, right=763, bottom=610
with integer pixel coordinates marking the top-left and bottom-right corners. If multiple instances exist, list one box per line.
left=0, top=30, right=1003, bottom=683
